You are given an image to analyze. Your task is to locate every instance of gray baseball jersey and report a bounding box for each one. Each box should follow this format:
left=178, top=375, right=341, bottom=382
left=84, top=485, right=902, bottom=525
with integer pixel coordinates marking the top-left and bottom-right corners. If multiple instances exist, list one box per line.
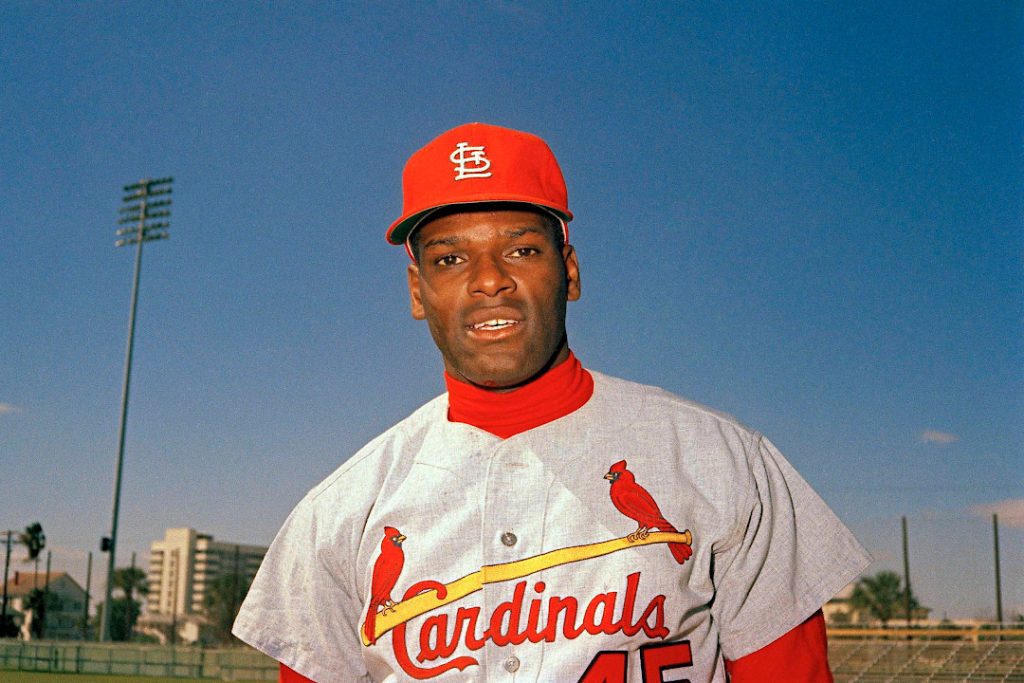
left=233, top=372, right=871, bottom=682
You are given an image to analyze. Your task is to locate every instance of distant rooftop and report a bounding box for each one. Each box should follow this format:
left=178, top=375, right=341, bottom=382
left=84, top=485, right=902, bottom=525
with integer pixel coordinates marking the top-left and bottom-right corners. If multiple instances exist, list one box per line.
left=1, top=571, right=76, bottom=598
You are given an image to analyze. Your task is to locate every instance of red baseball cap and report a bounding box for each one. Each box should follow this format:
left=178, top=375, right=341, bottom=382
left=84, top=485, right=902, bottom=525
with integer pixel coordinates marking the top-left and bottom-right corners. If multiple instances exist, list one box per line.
left=387, top=122, right=573, bottom=246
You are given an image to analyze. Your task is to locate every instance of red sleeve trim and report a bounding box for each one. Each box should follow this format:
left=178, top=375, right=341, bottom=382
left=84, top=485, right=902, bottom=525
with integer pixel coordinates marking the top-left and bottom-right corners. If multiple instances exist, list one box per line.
left=724, top=610, right=832, bottom=682
left=280, top=663, right=317, bottom=683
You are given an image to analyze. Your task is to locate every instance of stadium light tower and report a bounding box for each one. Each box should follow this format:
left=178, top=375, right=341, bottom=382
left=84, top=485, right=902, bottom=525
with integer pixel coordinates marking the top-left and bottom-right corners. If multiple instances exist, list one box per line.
left=99, top=177, right=172, bottom=642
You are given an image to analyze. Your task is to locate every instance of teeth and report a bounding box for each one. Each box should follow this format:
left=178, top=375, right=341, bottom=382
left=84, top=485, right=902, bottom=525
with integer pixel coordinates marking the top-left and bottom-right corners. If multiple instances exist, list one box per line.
left=473, top=319, right=516, bottom=330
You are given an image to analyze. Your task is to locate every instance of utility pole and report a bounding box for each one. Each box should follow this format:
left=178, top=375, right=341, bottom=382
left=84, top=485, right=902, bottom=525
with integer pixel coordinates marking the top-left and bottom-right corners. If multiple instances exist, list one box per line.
left=83, top=552, right=92, bottom=640
left=100, top=177, right=172, bottom=642
left=232, top=545, right=241, bottom=623
left=1, top=531, right=12, bottom=634
left=170, top=548, right=179, bottom=646
left=993, top=514, right=1003, bottom=626
left=126, top=551, right=136, bottom=640
left=41, top=550, right=51, bottom=638
left=901, top=516, right=913, bottom=626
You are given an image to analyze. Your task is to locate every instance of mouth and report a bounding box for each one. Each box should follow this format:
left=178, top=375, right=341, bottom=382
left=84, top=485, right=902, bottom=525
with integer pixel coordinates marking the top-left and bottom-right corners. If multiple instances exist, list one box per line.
left=468, top=319, right=520, bottom=331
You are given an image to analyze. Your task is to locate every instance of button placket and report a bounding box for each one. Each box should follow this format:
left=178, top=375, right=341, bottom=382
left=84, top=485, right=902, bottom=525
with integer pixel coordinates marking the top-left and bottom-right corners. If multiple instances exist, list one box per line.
left=481, top=444, right=548, bottom=682
left=485, top=448, right=536, bottom=557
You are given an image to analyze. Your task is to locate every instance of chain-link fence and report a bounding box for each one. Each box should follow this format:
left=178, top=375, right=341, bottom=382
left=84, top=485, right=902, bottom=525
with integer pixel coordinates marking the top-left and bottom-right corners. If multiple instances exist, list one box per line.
left=4, top=636, right=1024, bottom=681
left=0, top=640, right=276, bottom=680
left=831, top=639, right=1024, bottom=682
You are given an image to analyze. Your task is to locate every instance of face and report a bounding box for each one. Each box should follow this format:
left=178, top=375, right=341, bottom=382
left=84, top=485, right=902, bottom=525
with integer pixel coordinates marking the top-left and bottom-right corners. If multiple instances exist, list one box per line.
left=407, top=207, right=581, bottom=390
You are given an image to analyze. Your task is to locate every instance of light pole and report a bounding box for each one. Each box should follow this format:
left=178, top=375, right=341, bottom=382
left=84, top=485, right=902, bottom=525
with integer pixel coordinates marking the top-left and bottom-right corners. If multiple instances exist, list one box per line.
left=100, top=177, right=172, bottom=642
left=1, top=530, right=13, bottom=635
left=901, top=516, right=913, bottom=627
left=993, top=513, right=1002, bottom=626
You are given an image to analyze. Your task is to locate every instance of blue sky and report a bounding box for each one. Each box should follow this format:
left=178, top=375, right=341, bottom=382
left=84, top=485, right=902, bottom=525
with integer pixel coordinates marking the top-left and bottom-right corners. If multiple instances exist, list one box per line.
left=2, top=2, right=1021, bottom=621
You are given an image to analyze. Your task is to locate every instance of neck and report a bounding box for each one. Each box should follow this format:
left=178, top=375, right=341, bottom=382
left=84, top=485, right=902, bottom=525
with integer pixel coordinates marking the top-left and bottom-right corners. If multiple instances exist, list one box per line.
left=445, top=351, right=594, bottom=438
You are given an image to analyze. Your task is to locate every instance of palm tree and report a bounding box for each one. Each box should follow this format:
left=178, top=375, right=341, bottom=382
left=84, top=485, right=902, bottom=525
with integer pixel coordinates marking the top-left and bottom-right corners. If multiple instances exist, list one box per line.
left=203, top=572, right=254, bottom=644
left=112, top=567, right=148, bottom=602
left=111, top=567, right=148, bottom=639
left=18, top=523, right=45, bottom=585
left=850, top=570, right=920, bottom=627
left=93, top=598, right=141, bottom=642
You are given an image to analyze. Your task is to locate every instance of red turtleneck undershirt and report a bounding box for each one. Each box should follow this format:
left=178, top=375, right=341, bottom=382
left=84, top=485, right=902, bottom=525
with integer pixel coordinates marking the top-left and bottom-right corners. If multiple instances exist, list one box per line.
left=445, top=350, right=594, bottom=437
left=279, top=352, right=830, bottom=682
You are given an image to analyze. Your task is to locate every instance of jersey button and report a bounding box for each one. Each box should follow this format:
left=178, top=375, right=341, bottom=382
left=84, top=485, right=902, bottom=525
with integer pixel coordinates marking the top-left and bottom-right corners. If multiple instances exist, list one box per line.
left=503, top=655, right=520, bottom=673
left=501, top=532, right=517, bottom=547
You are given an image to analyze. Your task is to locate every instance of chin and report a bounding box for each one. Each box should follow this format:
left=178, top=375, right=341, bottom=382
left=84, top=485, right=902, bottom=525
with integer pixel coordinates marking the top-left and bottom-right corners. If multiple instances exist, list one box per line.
left=467, top=369, right=530, bottom=390
left=458, top=358, right=539, bottom=391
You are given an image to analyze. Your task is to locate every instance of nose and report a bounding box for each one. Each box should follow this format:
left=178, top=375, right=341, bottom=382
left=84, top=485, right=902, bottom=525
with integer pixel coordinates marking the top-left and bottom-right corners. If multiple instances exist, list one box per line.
left=468, top=254, right=515, bottom=297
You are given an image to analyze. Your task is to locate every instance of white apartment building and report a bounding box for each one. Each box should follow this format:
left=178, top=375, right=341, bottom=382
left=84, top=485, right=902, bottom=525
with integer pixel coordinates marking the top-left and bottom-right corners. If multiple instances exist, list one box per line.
left=145, top=527, right=266, bottom=619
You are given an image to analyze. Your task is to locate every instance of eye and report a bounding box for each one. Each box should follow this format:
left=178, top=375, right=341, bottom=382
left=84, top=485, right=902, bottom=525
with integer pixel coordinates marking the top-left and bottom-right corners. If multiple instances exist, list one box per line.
left=508, top=247, right=540, bottom=259
left=433, top=253, right=464, bottom=267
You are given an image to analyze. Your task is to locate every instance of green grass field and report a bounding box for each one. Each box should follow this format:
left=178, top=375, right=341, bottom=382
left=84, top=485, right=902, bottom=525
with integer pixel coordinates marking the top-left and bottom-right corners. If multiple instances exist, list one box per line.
left=0, top=673, right=265, bottom=683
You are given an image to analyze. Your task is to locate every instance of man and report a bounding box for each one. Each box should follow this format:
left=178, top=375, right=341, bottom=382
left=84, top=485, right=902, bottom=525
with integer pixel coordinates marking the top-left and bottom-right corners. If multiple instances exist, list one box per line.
left=233, top=123, right=871, bottom=682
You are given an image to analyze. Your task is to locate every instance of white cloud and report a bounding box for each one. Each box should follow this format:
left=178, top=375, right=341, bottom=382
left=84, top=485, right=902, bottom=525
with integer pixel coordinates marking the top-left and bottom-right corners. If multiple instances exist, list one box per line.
left=0, top=403, right=21, bottom=415
left=920, top=430, right=959, bottom=444
left=970, top=499, right=1024, bottom=529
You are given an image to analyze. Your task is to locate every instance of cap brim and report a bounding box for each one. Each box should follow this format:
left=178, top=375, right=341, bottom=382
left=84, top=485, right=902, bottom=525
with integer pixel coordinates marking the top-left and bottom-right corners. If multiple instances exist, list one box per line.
left=387, top=201, right=573, bottom=245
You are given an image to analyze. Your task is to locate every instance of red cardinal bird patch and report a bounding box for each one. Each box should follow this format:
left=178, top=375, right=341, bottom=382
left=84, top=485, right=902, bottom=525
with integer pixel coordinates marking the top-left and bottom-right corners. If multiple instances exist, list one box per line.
left=605, top=459, right=693, bottom=564
left=363, top=526, right=407, bottom=645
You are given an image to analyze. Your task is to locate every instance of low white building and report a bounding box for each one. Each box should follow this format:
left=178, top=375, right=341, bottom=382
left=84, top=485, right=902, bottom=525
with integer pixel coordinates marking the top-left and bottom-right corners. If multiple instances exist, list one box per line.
left=824, top=580, right=931, bottom=626
left=1, top=571, right=87, bottom=640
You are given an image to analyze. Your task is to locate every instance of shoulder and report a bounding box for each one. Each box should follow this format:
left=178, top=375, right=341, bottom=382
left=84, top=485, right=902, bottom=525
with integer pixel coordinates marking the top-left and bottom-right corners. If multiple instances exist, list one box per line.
left=587, top=370, right=760, bottom=445
left=272, top=394, right=448, bottom=554
left=304, top=393, right=448, bottom=508
left=250, top=394, right=451, bottom=598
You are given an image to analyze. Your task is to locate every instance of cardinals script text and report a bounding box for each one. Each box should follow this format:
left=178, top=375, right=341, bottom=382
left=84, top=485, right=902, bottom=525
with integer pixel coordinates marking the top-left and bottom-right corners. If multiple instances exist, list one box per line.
left=387, top=571, right=668, bottom=679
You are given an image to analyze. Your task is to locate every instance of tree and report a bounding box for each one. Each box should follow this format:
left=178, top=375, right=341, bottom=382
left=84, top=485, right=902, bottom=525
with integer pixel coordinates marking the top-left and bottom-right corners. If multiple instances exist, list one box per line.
left=108, top=566, right=148, bottom=640
left=112, top=567, right=148, bottom=602
left=18, top=522, right=45, bottom=582
left=0, top=615, right=16, bottom=638
left=203, top=572, right=254, bottom=644
left=88, top=566, right=149, bottom=641
left=24, top=589, right=62, bottom=639
left=14, top=522, right=47, bottom=636
left=92, top=599, right=140, bottom=642
left=828, top=609, right=852, bottom=625
left=850, top=571, right=920, bottom=627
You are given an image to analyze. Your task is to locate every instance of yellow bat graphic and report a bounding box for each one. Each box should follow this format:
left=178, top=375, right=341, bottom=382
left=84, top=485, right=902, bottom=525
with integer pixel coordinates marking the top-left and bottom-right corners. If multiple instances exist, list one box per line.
left=361, top=530, right=692, bottom=646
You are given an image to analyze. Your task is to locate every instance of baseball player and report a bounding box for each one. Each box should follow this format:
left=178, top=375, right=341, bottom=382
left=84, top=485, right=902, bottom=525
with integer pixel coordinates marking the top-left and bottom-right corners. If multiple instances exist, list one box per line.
left=233, top=123, right=871, bottom=682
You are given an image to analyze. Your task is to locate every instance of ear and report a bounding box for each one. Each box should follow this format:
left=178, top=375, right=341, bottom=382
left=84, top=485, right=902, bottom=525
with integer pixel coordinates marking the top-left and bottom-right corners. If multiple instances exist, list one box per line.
left=562, top=244, right=581, bottom=302
left=407, top=263, right=426, bottom=320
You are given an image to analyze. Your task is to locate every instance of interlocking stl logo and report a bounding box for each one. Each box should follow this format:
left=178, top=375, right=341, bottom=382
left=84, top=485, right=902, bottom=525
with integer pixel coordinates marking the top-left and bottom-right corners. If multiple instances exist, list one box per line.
left=450, top=142, right=492, bottom=180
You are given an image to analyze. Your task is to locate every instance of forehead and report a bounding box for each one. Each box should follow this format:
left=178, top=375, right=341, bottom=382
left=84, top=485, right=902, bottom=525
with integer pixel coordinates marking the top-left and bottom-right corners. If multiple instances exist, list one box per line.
left=415, top=207, right=555, bottom=247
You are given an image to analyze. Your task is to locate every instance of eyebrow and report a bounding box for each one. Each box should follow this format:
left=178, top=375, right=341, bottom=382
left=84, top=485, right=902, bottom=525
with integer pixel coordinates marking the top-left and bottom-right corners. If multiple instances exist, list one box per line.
left=503, top=226, right=546, bottom=239
left=421, top=226, right=547, bottom=251
left=421, top=235, right=462, bottom=250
